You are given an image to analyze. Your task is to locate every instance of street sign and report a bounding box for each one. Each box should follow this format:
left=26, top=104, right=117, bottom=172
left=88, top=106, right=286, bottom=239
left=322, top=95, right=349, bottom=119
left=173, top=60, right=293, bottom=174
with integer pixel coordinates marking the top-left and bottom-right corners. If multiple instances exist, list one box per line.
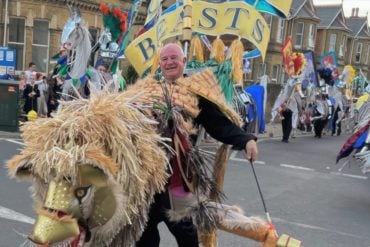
left=0, top=47, right=16, bottom=77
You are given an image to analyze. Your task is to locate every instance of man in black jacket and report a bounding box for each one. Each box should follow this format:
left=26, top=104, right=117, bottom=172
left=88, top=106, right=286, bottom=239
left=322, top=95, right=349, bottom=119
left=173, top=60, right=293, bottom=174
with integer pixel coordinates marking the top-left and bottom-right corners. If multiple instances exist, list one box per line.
left=136, top=43, right=258, bottom=247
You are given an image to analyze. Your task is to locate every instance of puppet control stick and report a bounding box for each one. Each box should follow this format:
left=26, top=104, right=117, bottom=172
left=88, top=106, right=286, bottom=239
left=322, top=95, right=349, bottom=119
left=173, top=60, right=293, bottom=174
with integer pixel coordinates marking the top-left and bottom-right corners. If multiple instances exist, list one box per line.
left=249, top=161, right=303, bottom=247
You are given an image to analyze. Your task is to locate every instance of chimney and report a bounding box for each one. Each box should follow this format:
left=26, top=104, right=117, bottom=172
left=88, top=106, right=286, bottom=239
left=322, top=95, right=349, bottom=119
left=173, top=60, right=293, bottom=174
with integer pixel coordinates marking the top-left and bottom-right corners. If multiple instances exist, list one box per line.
left=352, top=8, right=356, bottom=17
left=356, top=8, right=359, bottom=17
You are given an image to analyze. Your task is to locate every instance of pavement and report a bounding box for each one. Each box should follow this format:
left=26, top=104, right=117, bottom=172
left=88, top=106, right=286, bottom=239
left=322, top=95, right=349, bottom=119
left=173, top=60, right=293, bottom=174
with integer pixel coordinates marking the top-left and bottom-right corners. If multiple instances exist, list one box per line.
left=0, top=130, right=21, bottom=139
left=0, top=122, right=311, bottom=140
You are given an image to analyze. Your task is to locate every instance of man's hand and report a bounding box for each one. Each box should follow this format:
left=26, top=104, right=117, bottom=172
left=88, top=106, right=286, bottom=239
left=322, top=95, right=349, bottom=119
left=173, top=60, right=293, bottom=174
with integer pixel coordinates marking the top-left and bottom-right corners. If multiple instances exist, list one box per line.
left=244, top=140, right=258, bottom=162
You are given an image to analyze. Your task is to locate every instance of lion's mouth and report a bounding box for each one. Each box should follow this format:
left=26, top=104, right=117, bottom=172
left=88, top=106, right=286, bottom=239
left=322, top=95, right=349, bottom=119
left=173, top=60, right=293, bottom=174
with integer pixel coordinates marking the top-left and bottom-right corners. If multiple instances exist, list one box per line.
left=34, top=229, right=86, bottom=247
left=33, top=226, right=86, bottom=247
left=30, top=207, right=87, bottom=247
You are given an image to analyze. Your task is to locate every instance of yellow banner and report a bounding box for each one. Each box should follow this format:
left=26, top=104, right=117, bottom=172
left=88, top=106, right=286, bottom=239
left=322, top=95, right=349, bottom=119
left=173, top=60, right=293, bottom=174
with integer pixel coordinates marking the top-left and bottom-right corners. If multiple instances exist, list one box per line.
left=144, top=0, right=163, bottom=26
left=125, top=1, right=270, bottom=76
left=265, top=0, right=292, bottom=18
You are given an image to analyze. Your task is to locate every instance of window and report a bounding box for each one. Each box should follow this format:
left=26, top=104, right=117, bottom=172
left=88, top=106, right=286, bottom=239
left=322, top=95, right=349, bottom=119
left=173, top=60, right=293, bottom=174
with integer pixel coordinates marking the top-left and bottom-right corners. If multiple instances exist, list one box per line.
left=329, top=33, right=336, bottom=52
left=264, top=14, right=273, bottom=30
left=294, top=22, right=304, bottom=48
left=280, top=69, right=287, bottom=85
left=276, top=18, right=285, bottom=43
left=366, top=45, right=370, bottom=64
left=340, top=35, right=347, bottom=57
left=89, top=28, right=99, bottom=66
left=32, top=20, right=49, bottom=73
left=271, top=65, right=280, bottom=83
left=258, top=63, right=267, bottom=78
left=7, top=17, right=25, bottom=71
left=355, top=43, right=363, bottom=63
left=308, top=24, right=316, bottom=49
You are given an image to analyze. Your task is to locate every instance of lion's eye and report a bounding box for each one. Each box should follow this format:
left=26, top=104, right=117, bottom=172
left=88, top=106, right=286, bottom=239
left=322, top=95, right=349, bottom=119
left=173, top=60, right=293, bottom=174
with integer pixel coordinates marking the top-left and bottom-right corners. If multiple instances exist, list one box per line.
left=74, top=186, right=91, bottom=202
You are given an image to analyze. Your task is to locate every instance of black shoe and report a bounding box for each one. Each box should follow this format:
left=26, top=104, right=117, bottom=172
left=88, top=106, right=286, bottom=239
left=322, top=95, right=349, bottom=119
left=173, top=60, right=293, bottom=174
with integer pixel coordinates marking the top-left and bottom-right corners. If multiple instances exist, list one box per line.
left=282, top=139, right=289, bottom=143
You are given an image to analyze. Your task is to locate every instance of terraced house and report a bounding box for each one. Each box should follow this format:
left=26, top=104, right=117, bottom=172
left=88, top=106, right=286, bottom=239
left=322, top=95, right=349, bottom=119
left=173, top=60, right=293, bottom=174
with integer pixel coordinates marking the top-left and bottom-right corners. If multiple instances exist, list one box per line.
left=0, top=0, right=148, bottom=74
left=1, top=0, right=370, bottom=81
left=345, top=10, right=370, bottom=78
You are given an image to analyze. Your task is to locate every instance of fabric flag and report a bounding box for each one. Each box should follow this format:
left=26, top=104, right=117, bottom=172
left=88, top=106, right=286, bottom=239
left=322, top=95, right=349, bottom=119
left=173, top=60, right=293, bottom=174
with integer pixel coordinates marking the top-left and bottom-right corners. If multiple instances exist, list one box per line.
left=243, top=49, right=261, bottom=60
left=281, top=37, right=293, bottom=76
left=336, top=120, right=370, bottom=163
left=353, top=131, right=368, bottom=150
left=245, top=84, right=266, bottom=133
left=144, top=0, right=162, bottom=27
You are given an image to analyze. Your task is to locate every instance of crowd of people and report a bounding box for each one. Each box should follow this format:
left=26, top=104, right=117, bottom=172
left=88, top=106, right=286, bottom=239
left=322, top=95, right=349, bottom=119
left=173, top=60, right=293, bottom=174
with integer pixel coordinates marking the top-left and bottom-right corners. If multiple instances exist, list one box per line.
left=13, top=59, right=113, bottom=121
left=17, top=62, right=63, bottom=120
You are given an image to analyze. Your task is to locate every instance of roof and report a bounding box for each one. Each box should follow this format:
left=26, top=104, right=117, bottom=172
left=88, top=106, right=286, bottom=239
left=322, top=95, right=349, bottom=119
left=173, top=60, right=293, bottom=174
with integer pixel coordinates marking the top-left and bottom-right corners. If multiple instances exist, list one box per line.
left=345, top=17, right=369, bottom=37
left=316, top=5, right=342, bottom=27
left=316, top=5, right=351, bottom=32
left=290, top=0, right=306, bottom=17
left=289, top=0, right=319, bottom=20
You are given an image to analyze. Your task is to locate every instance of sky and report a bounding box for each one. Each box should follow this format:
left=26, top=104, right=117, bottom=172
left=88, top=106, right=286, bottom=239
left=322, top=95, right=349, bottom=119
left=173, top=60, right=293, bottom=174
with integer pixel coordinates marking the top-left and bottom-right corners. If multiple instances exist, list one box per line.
left=312, top=0, right=370, bottom=18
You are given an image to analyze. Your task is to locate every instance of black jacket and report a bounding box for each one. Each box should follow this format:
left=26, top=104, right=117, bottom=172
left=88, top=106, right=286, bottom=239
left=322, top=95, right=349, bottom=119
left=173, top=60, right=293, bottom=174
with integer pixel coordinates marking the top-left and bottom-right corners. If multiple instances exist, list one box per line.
left=195, top=97, right=256, bottom=150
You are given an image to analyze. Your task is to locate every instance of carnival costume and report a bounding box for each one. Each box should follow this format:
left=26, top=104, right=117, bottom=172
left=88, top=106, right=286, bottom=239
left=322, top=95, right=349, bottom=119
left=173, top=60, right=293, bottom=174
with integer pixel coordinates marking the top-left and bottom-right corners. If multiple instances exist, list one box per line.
left=8, top=70, right=278, bottom=247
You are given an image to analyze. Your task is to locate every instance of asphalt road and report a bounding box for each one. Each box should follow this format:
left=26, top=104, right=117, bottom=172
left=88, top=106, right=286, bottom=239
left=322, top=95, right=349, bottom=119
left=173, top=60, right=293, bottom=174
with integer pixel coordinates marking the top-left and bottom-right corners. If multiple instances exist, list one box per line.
left=1, top=134, right=369, bottom=247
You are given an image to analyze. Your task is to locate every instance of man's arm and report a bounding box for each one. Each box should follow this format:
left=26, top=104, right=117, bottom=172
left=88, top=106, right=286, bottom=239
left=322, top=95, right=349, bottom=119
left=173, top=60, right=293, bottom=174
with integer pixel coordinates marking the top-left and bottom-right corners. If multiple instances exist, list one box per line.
left=195, top=97, right=256, bottom=146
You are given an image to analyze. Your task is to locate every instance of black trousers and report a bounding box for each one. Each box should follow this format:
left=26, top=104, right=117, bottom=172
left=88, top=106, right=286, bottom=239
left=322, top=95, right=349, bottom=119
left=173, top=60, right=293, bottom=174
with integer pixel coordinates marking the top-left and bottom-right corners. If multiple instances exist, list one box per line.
left=313, top=118, right=327, bottom=138
left=281, top=109, right=293, bottom=141
left=332, top=108, right=342, bottom=136
left=136, top=191, right=199, bottom=247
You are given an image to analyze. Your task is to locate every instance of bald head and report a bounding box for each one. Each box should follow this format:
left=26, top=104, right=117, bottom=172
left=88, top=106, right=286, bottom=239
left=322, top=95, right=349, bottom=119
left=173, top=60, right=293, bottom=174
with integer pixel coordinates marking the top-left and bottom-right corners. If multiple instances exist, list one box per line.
left=159, top=43, right=186, bottom=81
left=160, top=43, right=185, bottom=58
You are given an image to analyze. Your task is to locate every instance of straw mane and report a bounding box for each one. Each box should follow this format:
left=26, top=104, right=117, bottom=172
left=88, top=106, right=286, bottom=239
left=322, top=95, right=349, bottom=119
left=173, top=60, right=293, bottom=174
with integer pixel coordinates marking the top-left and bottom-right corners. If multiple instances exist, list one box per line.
left=7, top=90, right=170, bottom=246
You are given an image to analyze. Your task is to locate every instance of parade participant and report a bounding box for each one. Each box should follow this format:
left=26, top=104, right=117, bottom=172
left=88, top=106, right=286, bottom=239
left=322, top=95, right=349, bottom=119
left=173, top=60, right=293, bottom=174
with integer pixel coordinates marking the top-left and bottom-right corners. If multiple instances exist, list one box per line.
left=311, top=93, right=329, bottom=138
left=22, top=73, right=40, bottom=120
left=279, top=99, right=292, bottom=143
left=35, top=74, right=49, bottom=117
left=24, top=62, right=37, bottom=85
left=136, top=43, right=258, bottom=247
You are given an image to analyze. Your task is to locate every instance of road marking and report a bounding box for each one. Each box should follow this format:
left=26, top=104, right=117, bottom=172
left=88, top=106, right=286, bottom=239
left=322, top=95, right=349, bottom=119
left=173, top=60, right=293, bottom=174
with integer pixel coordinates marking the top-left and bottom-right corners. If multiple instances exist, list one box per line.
left=201, top=149, right=266, bottom=165
left=231, top=157, right=266, bottom=165
left=273, top=217, right=370, bottom=241
left=5, top=139, right=25, bottom=146
left=280, top=164, right=315, bottom=172
left=338, top=160, right=349, bottom=172
left=230, top=150, right=237, bottom=159
left=330, top=172, right=368, bottom=180
left=0, top=205, right=34, bottom=225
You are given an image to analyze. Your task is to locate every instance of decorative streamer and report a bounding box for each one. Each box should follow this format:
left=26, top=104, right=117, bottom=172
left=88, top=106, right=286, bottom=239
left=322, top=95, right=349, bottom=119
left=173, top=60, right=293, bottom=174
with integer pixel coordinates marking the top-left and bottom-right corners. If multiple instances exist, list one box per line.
left=188, top=35, right=204, bottom=63
left=212, top=37, right=225, bottom=64
left=229, top=39, right=244, bottom=84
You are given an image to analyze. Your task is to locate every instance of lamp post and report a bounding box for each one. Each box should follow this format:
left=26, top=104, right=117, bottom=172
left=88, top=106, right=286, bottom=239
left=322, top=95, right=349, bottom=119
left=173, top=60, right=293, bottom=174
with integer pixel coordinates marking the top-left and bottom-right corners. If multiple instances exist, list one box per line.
left=3, top=0, right=9, bottom=47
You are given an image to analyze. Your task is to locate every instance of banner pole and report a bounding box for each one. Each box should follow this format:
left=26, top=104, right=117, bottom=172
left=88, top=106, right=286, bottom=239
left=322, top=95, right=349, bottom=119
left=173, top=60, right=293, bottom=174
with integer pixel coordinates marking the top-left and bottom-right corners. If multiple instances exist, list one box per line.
left=182, top=0, right=192, bottom=57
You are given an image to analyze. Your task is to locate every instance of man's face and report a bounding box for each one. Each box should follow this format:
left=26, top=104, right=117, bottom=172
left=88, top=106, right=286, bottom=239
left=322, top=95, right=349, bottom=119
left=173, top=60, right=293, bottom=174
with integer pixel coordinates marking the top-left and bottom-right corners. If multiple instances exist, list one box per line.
left=30, top=65, right=36, bottom=71
left=159, top=45, right=186, bottom=81
left=29, top=75, right=35, bottom=84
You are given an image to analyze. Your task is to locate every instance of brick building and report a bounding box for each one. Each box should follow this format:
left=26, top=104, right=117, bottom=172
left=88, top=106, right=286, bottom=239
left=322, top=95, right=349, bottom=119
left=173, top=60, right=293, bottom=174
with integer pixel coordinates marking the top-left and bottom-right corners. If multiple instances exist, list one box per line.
left=1, top=0, right=369, bottom=81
